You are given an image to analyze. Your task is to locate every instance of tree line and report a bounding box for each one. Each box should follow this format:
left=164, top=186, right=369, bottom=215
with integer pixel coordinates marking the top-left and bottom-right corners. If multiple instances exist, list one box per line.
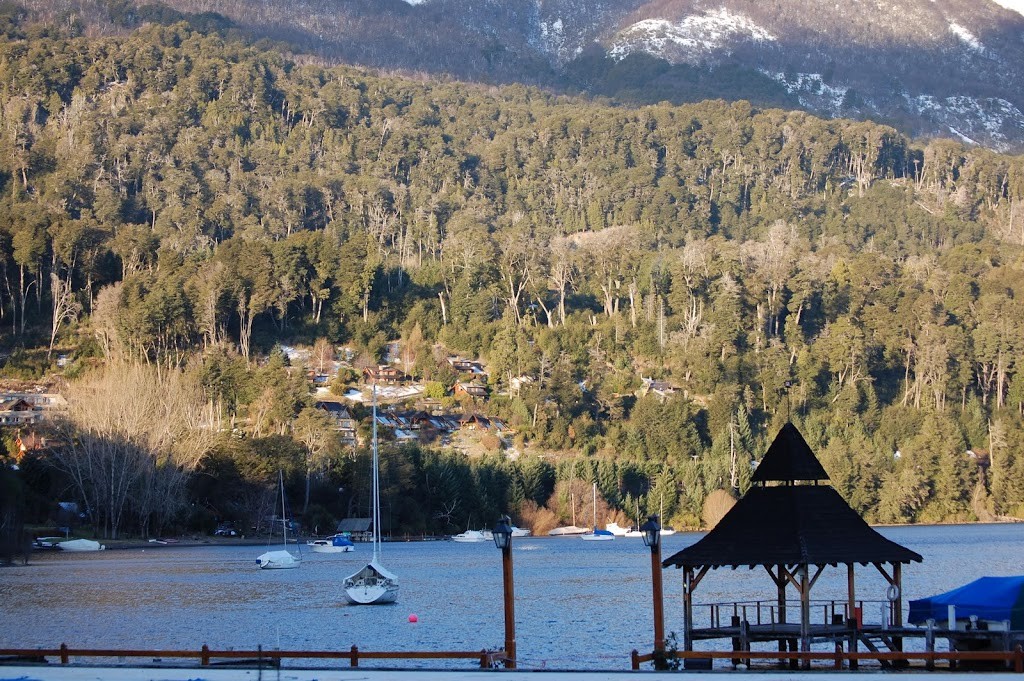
left=2, top=17, right=1024, bottom=537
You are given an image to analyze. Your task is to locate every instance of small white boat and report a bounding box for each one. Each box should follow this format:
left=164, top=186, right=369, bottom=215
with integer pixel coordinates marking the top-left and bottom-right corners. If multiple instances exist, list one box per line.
left=308, top=534, right=355, bottom=553
left=581, top=483, right=615, bottom=541
left=548, top=525, right=589, bottom=536
left=511, top=526, right=531, bottom=537
left=33, top=537, right=63, bottom=550
left=258, top=471, right=301, bottom=570
left=344, top=385, right=398, bottom=605
left=58, top=538, right=105, bottom=551
left=257, top=549, right=301, bottom=569
left=343, top=559, right=399, bottom=605
left=582, top=529, right=615, bottom=541
left=605, top=522, right=631, bottom=536
left=452, top=529, right=489, bottom=543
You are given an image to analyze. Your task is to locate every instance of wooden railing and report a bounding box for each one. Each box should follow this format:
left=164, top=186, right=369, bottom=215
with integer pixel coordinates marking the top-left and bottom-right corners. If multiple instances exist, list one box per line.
left=631, top=646, right=1024, bottom=671
left=0, top=644, right=505, bottom=669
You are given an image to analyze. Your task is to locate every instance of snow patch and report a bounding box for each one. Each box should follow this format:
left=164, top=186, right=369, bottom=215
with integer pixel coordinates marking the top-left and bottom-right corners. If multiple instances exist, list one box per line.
left=990, top=0, right=1024, bottom=18
left=913, top=94, right=1023, bottom=148
left=610, top=9, right=775, bottom=62
left=948, top=23, right=984, bottom=52
left=948, top=127, right=978, bottom=145
left=762, top=71, right=849, bottom=113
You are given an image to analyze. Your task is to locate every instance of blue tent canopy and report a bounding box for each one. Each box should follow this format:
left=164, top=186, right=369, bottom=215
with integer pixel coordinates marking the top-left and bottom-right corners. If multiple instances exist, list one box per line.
left=909, top=576, right=1024, bottom=629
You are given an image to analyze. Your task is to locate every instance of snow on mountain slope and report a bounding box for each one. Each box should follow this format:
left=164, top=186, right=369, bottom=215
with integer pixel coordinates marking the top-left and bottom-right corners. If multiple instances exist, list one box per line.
left=990, top=0, right=1024, bottom=17
left=609, top=8, right=775, bottom=63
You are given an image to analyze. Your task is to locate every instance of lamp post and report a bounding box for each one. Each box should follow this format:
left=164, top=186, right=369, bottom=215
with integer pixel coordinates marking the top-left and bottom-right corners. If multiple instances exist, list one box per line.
left=492, top=515, right=516, bottom=669
left=640, top=514, right=665, bottom=667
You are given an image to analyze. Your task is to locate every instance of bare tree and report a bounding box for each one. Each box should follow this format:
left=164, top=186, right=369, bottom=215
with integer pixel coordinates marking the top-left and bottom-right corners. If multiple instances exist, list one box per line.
left=49, top=362, right=215, bottom=538
left=48, top=272, right=81, bottom=359
left=311, top=337, right=334, bottom=375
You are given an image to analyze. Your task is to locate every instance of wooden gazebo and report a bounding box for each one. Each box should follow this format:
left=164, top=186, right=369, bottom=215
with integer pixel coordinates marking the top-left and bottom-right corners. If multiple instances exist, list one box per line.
left=663, top=423, right=922, bottom=661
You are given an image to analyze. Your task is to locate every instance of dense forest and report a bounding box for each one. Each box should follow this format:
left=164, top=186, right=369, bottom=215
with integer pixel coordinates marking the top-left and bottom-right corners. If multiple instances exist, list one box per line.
left=2, top=10, right=1024, bottom=544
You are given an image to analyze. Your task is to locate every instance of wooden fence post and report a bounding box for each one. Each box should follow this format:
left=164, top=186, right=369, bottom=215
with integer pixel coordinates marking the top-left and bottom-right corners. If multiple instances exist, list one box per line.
left=200, top=644, right=209, bottom=666
left=59, top=643, right=68, bottom=664
left=631, top=649, right=640, bottom=670
left=350, top=644, right=359, bottom=667
left=1014, top=644, right=1023, bottom=674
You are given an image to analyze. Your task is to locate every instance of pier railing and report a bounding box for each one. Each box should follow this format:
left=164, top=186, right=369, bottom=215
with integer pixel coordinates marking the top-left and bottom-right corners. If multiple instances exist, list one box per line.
left=631, top=646, right=1024, bottom=671
left=703, top=598, right=895, bottom=630
left=0, top=644, right=506, bottom=669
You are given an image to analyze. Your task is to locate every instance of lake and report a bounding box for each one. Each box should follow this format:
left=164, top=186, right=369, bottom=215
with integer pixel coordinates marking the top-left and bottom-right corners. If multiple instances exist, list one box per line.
left=1, top=523, right=1022, bottom=670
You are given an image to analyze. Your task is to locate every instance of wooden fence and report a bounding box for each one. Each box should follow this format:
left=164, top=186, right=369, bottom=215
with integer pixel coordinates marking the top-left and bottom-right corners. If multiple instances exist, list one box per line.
left=0, top=644, right=505, bottom=669
left=631, top=646, right=1024, bottom=671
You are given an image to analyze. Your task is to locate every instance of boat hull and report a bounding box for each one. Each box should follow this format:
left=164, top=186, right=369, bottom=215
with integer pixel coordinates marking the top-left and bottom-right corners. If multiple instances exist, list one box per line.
left=310, top=542, right=354, bottom=553
left=59, top=539, right=105, bottom=551
left=344, top=561, right=399, bottom=605
left=257, top=549, right=301, bottom=569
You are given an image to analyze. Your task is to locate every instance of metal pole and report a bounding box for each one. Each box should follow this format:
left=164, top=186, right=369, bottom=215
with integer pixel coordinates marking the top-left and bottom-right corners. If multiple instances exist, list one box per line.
left=651, top=541, right=665, bottom=658
left=502, top=545, right=517, bottom=669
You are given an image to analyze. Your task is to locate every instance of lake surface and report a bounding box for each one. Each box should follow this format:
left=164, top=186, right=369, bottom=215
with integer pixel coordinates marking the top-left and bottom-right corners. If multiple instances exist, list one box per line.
left=1, top=523, right=1022, bottom=670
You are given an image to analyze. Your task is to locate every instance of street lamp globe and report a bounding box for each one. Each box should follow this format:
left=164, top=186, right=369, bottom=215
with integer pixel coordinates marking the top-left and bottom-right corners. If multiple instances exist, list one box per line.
left=493, top=515, right=513, bottom=551
left=640, top=514, right=661, bottom=550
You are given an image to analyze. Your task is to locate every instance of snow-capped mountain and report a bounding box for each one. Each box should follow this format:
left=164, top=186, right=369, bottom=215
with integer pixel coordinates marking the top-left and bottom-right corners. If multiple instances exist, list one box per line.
left=31, top=0, right=1024, bottom=151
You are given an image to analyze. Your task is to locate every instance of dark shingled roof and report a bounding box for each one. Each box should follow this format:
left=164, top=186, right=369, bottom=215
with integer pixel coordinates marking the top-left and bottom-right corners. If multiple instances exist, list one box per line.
left=664, top=422, right=922, bottom=570
left=663, top=485, right=922, bottom=569
left=751, top=422, right=830, bottom=483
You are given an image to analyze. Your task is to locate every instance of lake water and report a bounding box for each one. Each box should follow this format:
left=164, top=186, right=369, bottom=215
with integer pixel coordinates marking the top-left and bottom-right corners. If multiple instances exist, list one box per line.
left=1, top=524, right=1022, bottom=670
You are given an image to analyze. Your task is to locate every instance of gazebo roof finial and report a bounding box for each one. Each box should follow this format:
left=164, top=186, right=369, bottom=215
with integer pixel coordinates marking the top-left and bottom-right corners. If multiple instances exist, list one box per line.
left=751, top=422, right=830, bottom=484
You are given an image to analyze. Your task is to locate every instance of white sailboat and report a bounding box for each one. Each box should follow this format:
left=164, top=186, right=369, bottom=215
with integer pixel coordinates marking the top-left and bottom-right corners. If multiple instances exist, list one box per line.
left=581, top=483, right=614, bottom=541
left=548, top=490, right=588, bottom=536
left=343, top=385, right=399, bottom=605
left=257, top=471, right=301, bottom=569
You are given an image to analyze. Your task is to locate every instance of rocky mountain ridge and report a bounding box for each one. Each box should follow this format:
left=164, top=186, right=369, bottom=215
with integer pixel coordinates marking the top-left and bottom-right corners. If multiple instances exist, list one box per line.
left=16, top=0, right=1024, bottom=151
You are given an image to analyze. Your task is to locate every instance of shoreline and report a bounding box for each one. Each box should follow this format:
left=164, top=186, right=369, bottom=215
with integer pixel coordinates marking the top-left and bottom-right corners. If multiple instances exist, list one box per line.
left=26, top=518, right=1024, bottom=553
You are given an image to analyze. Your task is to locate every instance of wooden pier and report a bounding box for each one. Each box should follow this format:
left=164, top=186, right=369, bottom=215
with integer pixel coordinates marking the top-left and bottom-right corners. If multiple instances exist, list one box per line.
left=652, top=596, right=1024, bottom=672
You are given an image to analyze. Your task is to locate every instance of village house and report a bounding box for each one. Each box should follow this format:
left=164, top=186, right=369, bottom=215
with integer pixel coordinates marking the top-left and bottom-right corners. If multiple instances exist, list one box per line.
left=447, top=356, right=487, bottom=378
left=640, top=377, right=678, bottom=399
left=454, top=381, right=488, bottom=399
left=363, top=365, right=409, bottom=384
left=314, top=401, right=357, bottom=447
left=0, top=392, right=66, bottom=427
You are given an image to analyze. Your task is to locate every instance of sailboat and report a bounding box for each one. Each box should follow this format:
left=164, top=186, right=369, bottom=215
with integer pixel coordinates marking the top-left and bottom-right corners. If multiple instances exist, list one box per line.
left=343, top=385, right=399, bottom=605
left=548, top=490, right=589, bottom=536
left=581, top=483, right=614, bottom=541
left=257, top=471, right=301, bottom=569
left=624, top=499, right=644, bottom=538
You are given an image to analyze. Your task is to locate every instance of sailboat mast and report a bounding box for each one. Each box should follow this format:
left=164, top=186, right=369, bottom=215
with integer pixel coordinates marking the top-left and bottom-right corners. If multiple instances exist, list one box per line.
left=280, top=469, right=287, bottom=545
left=371, top=383, right=381, bottom=562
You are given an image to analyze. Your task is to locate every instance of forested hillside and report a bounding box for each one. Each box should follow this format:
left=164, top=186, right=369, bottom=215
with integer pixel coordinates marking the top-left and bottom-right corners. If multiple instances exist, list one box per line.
left=3, top=16, right=1024, bottom=540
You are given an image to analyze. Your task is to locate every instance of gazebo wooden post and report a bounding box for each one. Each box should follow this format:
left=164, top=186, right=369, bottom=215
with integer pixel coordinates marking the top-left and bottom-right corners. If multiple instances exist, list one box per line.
left=847, top=563, right=858, bottom=669
left=893, top=562, right=904, bottom=652
left=776, top=565, right=787, bottom=662
left=800, top=564, right=811, bottom=669
left=683, top=567, right=694, bottom=652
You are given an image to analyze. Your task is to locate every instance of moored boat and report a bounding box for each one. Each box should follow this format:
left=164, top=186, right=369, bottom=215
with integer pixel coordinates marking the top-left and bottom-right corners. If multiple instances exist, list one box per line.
left=451, top=529, right=489, bottom=543
left=343, top=385, right=398, bottom=605
left=258, top=471, right=301, bottom=570
left=59, top=538, right=105, bottom=551
left=308, top=534, right=355, bottom=553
